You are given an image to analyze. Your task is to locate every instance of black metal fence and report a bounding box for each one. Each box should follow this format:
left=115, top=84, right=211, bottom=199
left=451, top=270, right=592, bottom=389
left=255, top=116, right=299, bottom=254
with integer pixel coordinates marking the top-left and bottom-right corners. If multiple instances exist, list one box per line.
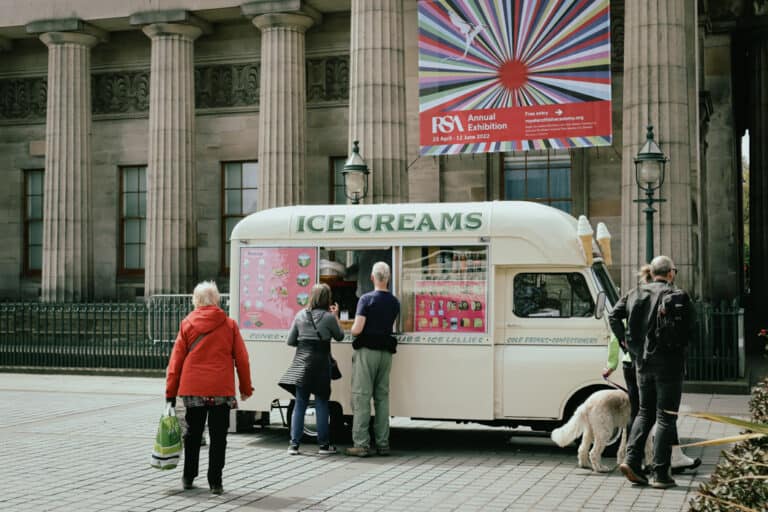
left=0, top=297, right=743, bottom=380
left=688, top=300, right=743, bottom=381
left=0, top=295, right=229, bottom=370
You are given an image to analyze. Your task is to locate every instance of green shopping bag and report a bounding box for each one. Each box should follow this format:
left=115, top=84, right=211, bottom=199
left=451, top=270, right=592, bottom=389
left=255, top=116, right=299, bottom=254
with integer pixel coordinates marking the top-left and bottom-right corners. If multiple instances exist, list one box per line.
left=150, top=403, right=182, bottom=470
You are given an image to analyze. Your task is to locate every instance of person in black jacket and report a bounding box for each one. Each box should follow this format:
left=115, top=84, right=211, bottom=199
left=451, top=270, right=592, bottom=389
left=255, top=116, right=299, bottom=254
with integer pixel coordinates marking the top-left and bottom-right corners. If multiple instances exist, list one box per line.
left=611, top=255, right=693, bottom=489
left=279, top=283, right=344, bottom=455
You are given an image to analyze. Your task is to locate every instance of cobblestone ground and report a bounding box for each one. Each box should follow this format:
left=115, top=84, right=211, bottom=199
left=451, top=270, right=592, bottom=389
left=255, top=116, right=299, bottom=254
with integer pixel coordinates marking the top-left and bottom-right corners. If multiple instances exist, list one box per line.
left=0, top=374, right=749, bottom=512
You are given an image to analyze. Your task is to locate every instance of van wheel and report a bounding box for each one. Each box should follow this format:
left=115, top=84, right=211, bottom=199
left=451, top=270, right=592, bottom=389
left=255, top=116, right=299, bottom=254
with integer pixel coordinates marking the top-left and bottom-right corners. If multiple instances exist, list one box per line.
left=286, top=400, right=350, bottom=444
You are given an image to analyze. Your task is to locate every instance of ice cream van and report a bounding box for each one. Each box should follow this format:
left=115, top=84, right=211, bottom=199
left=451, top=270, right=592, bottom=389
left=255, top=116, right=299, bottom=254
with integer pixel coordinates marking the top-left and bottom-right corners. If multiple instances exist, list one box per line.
left=229, top=200, right=621, bottom=437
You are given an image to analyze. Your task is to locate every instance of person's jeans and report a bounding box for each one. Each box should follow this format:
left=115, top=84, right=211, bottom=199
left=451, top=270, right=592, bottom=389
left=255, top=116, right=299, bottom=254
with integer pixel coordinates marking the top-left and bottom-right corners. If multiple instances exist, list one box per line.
left=622, top=362, right=639, bottom=434
left=290, top=386, right=330, bottom=446
left=183, top=404, right=229, bottom=487
left=350, top=347, right=393, bottom=449
left=625, top=370, right=683, bottom=471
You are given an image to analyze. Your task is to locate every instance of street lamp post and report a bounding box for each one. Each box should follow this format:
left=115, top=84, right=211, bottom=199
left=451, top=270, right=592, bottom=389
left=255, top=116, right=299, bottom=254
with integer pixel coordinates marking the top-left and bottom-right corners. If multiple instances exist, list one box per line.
left=633, top=125, right=668, bottom=263
left=341, top=140, right=370, bottom=205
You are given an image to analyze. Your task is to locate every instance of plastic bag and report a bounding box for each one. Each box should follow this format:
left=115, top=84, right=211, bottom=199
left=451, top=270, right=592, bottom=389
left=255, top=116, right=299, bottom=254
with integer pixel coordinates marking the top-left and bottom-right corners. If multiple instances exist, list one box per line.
left=150, top=403, right=182, bottom=470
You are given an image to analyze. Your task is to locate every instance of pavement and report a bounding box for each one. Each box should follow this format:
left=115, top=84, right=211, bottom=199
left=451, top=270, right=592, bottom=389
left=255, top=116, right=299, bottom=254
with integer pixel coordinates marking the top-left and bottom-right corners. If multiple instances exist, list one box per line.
left=0, top=373, right=753, bottom=512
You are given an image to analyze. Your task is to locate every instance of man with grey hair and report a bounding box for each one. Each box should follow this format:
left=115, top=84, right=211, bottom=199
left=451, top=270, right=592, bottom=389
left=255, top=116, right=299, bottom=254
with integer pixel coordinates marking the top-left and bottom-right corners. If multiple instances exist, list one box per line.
left=611, top=255, right=694, bottom=489
left=346, top=261, right=400, bottom=457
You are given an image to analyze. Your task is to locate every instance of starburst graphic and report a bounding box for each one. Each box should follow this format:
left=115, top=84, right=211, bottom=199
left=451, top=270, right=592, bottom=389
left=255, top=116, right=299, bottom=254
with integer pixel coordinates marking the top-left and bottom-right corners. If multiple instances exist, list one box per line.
left=419, top=0, right=612, bottom=154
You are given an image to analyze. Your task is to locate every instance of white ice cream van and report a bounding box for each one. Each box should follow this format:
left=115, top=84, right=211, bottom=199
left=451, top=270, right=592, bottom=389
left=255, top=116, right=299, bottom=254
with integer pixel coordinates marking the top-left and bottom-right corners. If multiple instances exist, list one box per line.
left=229, top=200, right=621, bottom=437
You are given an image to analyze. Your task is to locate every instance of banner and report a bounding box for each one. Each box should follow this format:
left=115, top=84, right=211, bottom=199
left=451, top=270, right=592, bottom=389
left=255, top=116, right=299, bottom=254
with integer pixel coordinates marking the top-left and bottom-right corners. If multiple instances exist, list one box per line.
left=418, top=0, right=612, bottom=155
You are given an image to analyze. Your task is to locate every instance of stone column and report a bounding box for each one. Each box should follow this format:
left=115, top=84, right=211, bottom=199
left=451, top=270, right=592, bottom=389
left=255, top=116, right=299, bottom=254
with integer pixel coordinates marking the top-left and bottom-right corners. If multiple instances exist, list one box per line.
left=349, top=0, right=408, bottom=203
left=250, top=9, right=316, bottom=208
left=620, top=0, right=695, bottom=291
left=38, top=30, right=100, bottom=302
left=141, top=21, right=202, bottom=296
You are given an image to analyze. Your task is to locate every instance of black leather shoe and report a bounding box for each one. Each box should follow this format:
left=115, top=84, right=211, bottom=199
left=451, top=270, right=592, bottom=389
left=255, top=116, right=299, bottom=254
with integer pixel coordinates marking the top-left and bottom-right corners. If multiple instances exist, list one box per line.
left=671, top=457, right=701, bottom=474
left=619, top=463, right=649, bottom=485
left=210, top=485, right=223, bottom=495
left=651, top=474, right=677, bottom=489
left=182, top=478, right=194, bottom=490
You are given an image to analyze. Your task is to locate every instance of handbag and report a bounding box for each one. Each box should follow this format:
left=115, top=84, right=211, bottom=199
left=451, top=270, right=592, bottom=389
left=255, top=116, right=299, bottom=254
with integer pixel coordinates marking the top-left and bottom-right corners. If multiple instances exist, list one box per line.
left=306, top=309, right=342, bottom=380
left=150, top=403, right=182, bottom=470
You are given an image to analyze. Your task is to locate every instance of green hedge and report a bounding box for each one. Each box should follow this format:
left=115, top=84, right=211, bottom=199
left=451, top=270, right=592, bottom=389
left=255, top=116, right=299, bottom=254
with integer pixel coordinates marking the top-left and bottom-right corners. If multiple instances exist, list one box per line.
left=688, top=376, right=768, bottom=511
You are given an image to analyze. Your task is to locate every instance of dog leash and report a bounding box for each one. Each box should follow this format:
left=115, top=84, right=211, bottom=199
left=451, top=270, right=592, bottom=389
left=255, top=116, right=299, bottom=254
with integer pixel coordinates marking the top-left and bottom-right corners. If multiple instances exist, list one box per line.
left=603, top=375, right=629, bottom=394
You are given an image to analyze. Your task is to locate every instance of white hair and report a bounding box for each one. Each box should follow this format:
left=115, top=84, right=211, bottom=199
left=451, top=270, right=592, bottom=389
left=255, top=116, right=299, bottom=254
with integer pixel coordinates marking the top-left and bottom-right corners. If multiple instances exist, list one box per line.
left=371, top=261, right=390, bottom=283
left=193, top=280, right=220, bottom=308
left=650, top=255, right=675, bottom=277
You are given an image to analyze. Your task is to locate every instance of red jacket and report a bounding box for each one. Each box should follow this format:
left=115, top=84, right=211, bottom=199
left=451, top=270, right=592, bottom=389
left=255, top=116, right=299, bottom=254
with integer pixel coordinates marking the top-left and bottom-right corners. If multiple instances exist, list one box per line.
left=166, top=306, right=253, bottom=399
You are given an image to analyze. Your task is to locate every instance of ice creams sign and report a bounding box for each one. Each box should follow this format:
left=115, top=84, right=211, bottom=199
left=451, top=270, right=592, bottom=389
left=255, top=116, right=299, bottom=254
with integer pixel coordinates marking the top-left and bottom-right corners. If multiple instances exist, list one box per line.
left=295, top=211, right=484, bottom=234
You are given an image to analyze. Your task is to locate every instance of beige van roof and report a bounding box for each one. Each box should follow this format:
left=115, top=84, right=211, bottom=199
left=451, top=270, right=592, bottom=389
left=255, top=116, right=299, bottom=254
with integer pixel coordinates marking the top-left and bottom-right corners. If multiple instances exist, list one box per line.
left=231, top=201, right=588, bottom=266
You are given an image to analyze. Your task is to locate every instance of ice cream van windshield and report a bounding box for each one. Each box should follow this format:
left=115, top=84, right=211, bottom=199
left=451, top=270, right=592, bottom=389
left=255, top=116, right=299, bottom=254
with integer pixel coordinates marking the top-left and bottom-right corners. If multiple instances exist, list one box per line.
left=592, top=261, right=619, bottom=306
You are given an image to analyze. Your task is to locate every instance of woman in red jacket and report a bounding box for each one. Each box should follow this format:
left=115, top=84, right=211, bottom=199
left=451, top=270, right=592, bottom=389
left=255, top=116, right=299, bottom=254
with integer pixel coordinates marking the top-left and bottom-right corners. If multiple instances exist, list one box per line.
left=166, top=281, right=253, bottom=495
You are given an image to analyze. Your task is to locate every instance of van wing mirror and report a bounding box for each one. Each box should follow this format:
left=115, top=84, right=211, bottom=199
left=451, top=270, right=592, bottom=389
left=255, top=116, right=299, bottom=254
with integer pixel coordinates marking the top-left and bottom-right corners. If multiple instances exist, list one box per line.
left=594, top=291, right=607, bottom=320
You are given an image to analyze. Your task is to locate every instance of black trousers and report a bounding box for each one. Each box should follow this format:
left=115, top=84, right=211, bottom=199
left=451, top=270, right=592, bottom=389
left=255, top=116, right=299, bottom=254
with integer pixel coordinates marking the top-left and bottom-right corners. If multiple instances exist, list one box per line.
left=622, top=362, right=639, bottom=434
left=183, top=404, right=230, bottom=487
left=625, top=370, right=683, bottom=471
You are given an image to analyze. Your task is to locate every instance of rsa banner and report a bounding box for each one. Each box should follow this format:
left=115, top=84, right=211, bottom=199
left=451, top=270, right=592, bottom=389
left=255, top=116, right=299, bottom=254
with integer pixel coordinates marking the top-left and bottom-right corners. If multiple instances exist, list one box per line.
left=418, top=0, right=612, bottom=155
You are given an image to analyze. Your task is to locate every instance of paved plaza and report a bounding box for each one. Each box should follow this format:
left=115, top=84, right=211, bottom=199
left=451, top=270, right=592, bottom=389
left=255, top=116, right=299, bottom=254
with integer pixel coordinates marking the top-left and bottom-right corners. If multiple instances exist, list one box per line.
left=0, top=373, right=751, bottom=512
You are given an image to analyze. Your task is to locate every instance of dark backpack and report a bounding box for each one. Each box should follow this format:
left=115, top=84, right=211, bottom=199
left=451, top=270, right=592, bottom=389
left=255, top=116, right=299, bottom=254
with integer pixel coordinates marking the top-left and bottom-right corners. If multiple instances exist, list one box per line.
left=646, top=287, right=692, bottom=356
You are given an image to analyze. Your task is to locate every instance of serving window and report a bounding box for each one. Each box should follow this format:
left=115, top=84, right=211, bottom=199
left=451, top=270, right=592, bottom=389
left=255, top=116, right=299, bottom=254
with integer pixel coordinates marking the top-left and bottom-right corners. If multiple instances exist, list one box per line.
left=513, top=273, right=594, bottom=318
left=400, top=246, right=488, bottom=333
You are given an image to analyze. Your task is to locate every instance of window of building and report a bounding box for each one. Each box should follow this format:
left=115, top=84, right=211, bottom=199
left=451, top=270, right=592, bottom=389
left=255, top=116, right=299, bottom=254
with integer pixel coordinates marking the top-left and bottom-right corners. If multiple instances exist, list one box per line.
left=330, top=156, right=346, bottom=204
left=222, top=161, right=258, bottom=271
left=504, top=150, right=572, bottom=213
left=513, top=273, right=594, bottom=318
left=23, top=169, right=44, bottom=275
left=400, top=246, right=488, bottom=332
left=119, top=166, right=147, bottom=273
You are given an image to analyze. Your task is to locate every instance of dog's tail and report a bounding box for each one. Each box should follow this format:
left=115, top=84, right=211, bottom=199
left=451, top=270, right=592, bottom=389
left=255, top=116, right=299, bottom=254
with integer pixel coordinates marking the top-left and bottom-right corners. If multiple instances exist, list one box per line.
left=551, top=402, right=587, bottom=447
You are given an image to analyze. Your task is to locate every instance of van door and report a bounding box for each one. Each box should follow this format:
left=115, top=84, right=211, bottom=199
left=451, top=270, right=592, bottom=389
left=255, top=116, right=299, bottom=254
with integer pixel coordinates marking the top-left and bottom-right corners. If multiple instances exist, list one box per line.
left=498, top=268, right=609, bottom=419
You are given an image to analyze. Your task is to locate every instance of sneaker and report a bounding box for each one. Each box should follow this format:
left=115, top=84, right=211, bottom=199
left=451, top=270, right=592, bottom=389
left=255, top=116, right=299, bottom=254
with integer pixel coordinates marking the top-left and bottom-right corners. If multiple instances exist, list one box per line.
left=345, top=446, right=370, bottom=457
left=318, top=444, right=337, bottom=455
left=619, top=463, right=649, bottom=486
left=182, top=478, right=194, bottom=490
left=287, top=444, right=299, bottom=455
left=210, top=485, right=224, bottom=495
left=376, top=447, right=390, bottom=456
left=651, top=473, right=677, bottom=489
left=671, top=456, right=701, bottom=474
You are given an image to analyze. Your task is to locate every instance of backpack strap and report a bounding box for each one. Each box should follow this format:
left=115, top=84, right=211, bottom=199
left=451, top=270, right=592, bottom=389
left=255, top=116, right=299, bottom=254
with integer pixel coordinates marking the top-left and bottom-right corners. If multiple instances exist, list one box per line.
left=305, top=309, right=327, bottom=341
left=183, top=319, right=209, bottom=353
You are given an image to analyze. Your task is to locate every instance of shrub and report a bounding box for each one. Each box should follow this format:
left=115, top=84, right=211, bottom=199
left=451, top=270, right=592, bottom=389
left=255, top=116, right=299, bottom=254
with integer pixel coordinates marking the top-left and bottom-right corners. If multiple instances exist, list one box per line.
left=688, top=377, right=768, bottom=512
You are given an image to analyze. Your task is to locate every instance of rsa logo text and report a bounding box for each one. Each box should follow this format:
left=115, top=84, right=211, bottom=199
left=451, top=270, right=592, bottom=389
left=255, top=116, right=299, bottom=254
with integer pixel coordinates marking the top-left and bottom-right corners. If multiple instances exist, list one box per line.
left=431, top=115, right=465, bottom=134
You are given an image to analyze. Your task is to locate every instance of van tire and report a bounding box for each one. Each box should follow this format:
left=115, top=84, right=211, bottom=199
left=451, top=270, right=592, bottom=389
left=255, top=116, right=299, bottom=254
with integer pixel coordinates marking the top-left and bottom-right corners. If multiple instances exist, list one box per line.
left=286, top=399, right=350, bottom=444
left=560, top=386, right=622, bottom=456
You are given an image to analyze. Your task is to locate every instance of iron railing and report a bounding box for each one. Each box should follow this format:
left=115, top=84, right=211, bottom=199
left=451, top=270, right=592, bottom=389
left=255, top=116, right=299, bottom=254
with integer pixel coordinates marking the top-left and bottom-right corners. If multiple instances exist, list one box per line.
left=0, top=295, right=229, bottom=370
left=687, top=299, right=744, bottom=381
left=0, top=297, right=743, bottom=380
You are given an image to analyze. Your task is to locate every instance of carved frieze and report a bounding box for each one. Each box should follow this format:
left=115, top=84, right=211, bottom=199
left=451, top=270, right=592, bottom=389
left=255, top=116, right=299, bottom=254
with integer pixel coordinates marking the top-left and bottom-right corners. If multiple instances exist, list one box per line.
left=307, top=55, right=349, bottom=103
left=0, top=54, right=349, bottom=121
left=0, top=77, right=47, bottom=120
left=92, top=71, right=149, bottom=114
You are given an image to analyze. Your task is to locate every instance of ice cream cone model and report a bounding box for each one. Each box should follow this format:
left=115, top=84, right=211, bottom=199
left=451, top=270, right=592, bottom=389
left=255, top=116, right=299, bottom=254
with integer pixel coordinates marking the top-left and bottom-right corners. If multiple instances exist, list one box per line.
left=596, top=222, right=612, bottom=266
left=577, top=215, right=594, bottom=266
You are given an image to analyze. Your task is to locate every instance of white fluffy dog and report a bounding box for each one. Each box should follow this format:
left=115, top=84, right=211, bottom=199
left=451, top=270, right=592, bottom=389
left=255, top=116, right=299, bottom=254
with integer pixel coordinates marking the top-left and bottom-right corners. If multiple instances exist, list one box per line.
left=551, top=389, right=631, bottom=472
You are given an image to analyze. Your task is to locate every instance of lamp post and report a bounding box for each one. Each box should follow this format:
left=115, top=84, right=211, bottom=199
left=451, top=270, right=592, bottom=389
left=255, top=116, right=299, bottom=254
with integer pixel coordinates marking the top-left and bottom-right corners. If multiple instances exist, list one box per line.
left=633, top=125, right=668, bottom=263
left=342, top=140, right=370, bottom=204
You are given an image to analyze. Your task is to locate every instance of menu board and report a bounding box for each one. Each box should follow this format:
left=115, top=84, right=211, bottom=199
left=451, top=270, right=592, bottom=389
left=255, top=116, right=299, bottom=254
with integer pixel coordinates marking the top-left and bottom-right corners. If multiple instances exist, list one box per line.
left=414, top=280, right=486, bottom=333
left=239, top=247, right=317, bottom=331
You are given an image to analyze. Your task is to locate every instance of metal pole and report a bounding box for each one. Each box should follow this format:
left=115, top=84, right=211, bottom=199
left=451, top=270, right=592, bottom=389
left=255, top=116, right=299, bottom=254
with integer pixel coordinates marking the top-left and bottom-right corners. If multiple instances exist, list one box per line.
left=644, top=188, right=656, bottom=263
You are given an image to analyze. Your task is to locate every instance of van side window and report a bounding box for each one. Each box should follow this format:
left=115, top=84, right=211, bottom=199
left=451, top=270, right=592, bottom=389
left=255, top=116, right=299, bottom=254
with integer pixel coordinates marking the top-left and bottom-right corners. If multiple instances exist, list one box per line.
left=513, top=273, right=594, bottom=318
left=401, top=246, right=488, bottom=333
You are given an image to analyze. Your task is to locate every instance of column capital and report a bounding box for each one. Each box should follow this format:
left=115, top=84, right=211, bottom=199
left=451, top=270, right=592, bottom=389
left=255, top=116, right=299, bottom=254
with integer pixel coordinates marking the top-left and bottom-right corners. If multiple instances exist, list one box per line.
left=252, top=12, right=316, bottom=31
left=131, top=9, right=211, bottom=37
left=39, top=31, right=100, bottom=48
left=141, top=23, right=204, bottom=41
left=27, top=18, right=107, bottom=44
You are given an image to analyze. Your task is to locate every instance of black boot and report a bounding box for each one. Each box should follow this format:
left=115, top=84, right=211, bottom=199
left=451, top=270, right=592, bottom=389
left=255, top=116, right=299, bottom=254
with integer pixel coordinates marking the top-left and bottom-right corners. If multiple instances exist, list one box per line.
left=651, top=465, right=676, bottom=489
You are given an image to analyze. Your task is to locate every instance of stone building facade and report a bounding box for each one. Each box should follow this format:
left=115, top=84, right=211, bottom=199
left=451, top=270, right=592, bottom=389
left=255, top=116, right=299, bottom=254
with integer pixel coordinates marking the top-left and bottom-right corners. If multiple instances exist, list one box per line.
left=0, top=0, right=765, bottom=349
